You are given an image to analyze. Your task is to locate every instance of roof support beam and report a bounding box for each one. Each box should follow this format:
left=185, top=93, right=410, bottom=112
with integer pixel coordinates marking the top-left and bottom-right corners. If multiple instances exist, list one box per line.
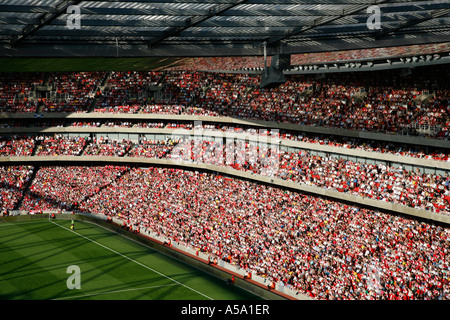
left=375, top=7, right=450, bottom=39
left=147, top=0, right=249, bottom=48
left=11, top=0, right=82, bottom=46
left=265, top=0, right=390, bottom=46
left=98, top=0, right=378, bottom=4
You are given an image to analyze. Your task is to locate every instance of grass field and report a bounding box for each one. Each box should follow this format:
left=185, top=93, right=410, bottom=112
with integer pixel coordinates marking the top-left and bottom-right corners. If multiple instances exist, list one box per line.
left=0, top=219, right=262, bottom=300
left=0, top=57, right=185, bottom=72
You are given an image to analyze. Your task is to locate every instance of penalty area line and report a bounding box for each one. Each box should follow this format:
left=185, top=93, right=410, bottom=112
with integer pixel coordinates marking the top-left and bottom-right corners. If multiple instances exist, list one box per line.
left=50, top=220, right=214, bottom=300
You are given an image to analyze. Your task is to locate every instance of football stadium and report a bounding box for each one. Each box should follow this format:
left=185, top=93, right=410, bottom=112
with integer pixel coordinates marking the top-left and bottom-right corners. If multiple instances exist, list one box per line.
left=0, top=0, right=449, bottom=306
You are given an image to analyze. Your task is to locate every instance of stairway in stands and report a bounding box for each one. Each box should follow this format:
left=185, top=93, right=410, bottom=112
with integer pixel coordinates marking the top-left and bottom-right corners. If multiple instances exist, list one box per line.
left=14, top=165, right=39, bottom=211
left=88, top=71, right=112, bottom=112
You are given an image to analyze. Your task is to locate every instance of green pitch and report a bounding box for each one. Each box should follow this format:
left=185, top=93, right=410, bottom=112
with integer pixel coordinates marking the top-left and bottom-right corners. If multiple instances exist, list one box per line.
left=0, top=57, right=184, bottom=72
left=0, top=219, right=262, bottom=300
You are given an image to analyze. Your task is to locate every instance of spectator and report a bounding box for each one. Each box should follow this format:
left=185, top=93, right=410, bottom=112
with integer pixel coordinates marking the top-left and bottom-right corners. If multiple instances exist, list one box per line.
left=73, top=166, right=449, bottom=300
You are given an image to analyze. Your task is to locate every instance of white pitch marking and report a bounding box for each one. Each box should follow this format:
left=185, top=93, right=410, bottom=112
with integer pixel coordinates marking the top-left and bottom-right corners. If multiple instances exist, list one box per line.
left=50, top=220, right=213, bottom=300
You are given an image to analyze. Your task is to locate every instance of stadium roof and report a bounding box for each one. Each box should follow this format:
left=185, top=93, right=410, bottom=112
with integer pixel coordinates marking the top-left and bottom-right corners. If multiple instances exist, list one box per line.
left=0, top=0, right=449, bottom=58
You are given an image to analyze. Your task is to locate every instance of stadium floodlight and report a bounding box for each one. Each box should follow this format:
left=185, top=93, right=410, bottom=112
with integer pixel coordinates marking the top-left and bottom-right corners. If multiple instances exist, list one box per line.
left=333, top=63, right=339, bottom=68
left=412, top=56, right=418, bottom=62
left=400, top=58, right=405, bottom=63
left=367, top=62, right=374, bottom=67
left=386, top=59, right=392, bottom=64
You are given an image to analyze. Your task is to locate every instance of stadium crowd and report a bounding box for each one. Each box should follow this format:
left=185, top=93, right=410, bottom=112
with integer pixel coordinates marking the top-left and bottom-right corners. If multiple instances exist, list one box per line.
left=93, top=71, right=161, bottom=113
left=82, top=136, right=132, bottom=157
left=20, top=166, right=128, bottom=212
left=0, top=135, right=35, bottom=156
left=0, top=133, right=448, bottom=214
left=1, top=65, right=448, bottom=140
left=0, top=147, right=448, bottom=298
left=0, top=59, right=449, bottom=300
left=0, top=72, right=43, bottom=113
left=162, top=68, right=449, bottom=139
left=8, top=119, right=445, bottom=161
left=171, top=42, right=450, bottom=71
left=0, top=165, right=33, bottom=211
left=162, top=138, right=450, bottom=214
left=35, top=134, right=86, bottom=156
left=74, top=167, right=448, bottom=300
left=9, top=164, right=447, bottom=299
left=128, top=138, right=179, bottom=159
left=2, top=123, right=448, bottom=161
left=42, top=71, right=104, bottom=113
